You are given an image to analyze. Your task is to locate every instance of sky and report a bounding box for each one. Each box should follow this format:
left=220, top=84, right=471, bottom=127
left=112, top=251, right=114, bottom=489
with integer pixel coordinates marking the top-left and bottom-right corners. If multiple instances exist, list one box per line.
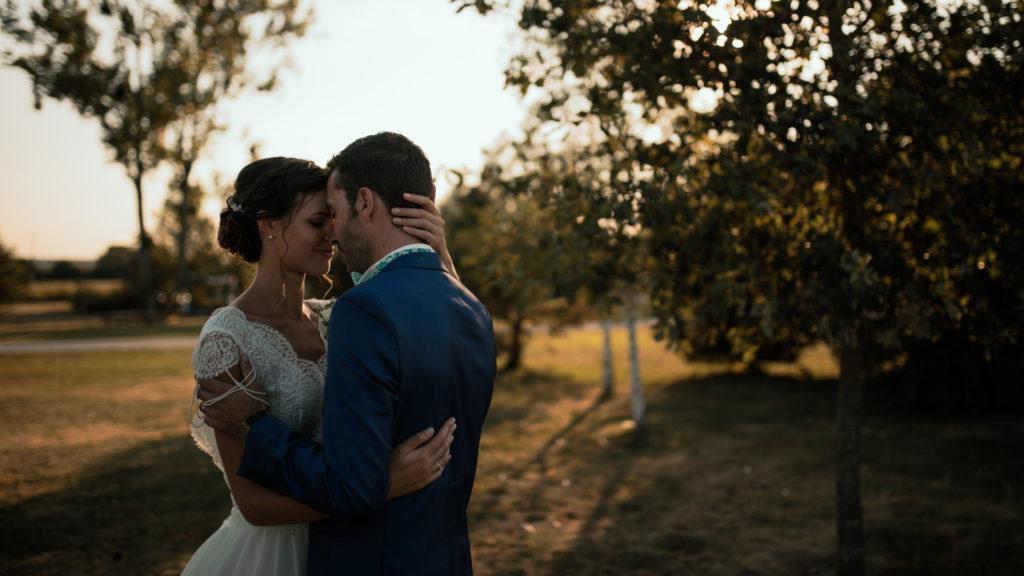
left=0, top=0, right=526, bottom=260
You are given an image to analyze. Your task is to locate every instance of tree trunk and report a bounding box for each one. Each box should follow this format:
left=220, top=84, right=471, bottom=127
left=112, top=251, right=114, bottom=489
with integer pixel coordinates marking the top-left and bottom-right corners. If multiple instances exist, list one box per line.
left=505, top=313, right=524, bottom=371
left=837, top=343, right=866, bottom=576
left=600, top=318, right=615, bottom=400
left=175, top=159, right=194, bottom=303
left=132, top=157, right=154, bottom=325
left=626, top=303, right=645, bottom=436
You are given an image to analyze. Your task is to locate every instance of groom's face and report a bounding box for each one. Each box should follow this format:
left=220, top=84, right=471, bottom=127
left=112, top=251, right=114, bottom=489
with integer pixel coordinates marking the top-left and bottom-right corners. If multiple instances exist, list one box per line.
left=326, top=170, right=370, bottom=274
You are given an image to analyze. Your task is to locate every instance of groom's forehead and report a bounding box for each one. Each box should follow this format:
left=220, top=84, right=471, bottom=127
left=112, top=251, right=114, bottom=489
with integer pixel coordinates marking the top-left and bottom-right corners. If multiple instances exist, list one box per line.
left=325, top=172, right=343, bottom=203
left=326, top=170, right=340, bottom=190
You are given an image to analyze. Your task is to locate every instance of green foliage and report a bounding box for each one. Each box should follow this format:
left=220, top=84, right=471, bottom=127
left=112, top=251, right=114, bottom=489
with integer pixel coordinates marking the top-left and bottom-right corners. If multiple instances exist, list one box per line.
left=457, top=1, right=1023, bottom=572
left=460, top=0, right=1024, bottom=384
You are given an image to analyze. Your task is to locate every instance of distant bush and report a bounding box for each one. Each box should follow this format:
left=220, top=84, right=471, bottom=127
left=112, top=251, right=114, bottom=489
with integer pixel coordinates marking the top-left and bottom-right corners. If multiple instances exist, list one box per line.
left=71, top=288, right=141, bottom=313
left=0, top=243, right=31, bottom=303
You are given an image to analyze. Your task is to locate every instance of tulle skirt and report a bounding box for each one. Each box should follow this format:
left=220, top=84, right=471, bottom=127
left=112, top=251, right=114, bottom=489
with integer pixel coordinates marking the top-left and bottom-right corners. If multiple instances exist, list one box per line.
left=181, top=506, right=307, bottom=575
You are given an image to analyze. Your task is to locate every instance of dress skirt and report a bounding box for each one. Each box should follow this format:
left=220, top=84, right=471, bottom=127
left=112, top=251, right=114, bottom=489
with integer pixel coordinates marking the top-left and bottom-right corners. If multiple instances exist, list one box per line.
left=181, top=506, right=308, bottom=575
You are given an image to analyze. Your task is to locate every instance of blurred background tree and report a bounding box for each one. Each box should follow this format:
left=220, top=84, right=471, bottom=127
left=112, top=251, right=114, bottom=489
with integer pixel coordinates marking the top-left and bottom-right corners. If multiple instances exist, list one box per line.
left=0, top=241, right=31, bottom=304
left=1, top=0, right=314, bottom=320
left=443, top=137, right=561, bottom=371
left=444, top=119, right=656, bottom=432
left=457, top=0, right=1023, bottom=573
left=155, top=180, right=250, bottom=313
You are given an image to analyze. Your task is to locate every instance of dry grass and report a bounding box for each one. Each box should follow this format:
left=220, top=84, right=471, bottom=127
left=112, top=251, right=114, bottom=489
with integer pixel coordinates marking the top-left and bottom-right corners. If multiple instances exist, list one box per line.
left=0, top=324, right=1021, bottom=575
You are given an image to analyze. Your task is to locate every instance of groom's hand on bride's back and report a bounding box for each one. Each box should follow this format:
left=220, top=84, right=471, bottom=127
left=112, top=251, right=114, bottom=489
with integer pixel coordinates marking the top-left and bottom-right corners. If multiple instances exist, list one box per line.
left=196, top=354, right=268, bottom=443
left=387, top=417, right=456, bottom=500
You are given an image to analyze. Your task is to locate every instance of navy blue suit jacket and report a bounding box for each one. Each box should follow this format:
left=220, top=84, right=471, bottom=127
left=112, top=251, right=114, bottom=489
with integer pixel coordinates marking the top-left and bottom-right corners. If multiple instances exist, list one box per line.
left=238, top=251, right=496, bottom=575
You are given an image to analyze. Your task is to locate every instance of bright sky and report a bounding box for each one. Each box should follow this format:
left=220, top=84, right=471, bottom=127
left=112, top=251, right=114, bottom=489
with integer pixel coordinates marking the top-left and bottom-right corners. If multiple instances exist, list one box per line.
left=0, top=0, right=525, bottom=260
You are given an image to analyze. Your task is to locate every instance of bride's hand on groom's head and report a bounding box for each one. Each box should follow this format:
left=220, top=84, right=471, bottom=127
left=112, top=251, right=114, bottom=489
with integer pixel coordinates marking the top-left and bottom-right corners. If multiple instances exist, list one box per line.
left=195, top=354, right=268, bottom=442
left=391, top=193, right=458, bottom=279
left=387, top=417, right=456, bottom=500
left=391, top=193, right=447, bottom=251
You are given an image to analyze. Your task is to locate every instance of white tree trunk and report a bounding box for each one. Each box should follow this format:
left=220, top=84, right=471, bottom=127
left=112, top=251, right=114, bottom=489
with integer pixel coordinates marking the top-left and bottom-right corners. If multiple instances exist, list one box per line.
left=601, top=318, right=614, bottom=399
left=626, top=304, right=645, bottom=428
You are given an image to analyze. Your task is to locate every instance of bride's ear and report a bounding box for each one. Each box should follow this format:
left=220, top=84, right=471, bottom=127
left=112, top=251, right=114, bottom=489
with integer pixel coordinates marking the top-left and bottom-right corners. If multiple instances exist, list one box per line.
left=257, top=217, right=277, bottom=240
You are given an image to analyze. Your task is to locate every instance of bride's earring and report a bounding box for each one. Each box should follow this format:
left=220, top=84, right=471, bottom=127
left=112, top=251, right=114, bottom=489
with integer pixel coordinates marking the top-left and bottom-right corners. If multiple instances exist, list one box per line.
left=267, top=234, right=274, bottom=240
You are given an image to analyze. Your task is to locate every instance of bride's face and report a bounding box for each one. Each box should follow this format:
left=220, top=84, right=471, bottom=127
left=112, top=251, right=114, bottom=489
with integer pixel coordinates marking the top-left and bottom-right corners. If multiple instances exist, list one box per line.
left=267, top=190, right=336, bottom=276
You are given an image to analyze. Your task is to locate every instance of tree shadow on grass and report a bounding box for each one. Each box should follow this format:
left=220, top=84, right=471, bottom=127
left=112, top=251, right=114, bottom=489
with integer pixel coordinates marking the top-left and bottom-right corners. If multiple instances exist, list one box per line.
left=532, top=374, right=1023, bottom=576
left=0, top=435, right=230, bottom=576
left=537, top=374, right=836, bottom=576
left=474, top=381, right=610, bottom=527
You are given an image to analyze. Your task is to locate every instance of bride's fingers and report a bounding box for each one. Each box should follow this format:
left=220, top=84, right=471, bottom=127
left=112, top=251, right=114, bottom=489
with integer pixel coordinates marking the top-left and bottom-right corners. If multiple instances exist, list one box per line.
left=401, top=192, right=439, bottom=214
left=392, top=205, right=443, bottom=226
left=422, top=418, right=455, bottom=464
left=396, top=426, right=437, bottom=455
left=422, top=449, right=452, bottom=488
left=197, top=377, right=231, bottom=399
left=401, top=226, right=438, bottom=243
left=392, top=217, right=439, bottom=233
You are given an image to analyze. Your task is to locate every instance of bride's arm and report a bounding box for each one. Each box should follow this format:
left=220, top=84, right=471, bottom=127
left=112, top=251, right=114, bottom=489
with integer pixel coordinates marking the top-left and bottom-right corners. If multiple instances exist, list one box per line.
left=218, top=420, right=454, bottom=526
left=390, top=192, right=459, bottom=280
left=204, top=362, right=455, bottom=526
left=216, top=429, right=328, bottom=526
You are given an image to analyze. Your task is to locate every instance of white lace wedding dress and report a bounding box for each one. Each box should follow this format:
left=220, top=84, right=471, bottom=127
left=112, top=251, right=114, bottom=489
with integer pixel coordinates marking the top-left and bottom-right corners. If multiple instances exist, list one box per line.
left=181, top=301, right=329, bottom=576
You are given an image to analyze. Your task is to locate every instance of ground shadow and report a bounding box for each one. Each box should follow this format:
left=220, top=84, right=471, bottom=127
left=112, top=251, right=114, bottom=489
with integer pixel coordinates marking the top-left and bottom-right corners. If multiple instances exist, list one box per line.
left=0, top=435, right=230, bottom=576
left=535, top=374, right=1024, bottom=576
left=467, top=372, right=1024, bottom=575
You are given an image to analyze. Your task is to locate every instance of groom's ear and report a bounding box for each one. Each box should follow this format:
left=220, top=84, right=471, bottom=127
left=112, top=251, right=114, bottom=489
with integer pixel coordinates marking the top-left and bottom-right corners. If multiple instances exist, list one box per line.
left=355, top=187, right=376, bottom=222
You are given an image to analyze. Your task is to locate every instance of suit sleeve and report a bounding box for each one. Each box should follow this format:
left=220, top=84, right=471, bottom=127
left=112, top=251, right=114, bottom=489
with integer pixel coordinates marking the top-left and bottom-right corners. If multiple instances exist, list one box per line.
left=237, top=291, right=399, bottom=519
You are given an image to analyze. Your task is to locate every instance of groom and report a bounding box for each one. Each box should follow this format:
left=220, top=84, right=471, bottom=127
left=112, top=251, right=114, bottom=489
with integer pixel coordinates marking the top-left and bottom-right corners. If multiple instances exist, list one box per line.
left=198, top=132, right=497, bottom=575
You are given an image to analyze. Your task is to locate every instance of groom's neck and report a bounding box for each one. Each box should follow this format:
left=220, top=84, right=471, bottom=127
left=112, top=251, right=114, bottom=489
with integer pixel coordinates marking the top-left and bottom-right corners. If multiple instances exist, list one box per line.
left=365, top=231, right=422, bottom=267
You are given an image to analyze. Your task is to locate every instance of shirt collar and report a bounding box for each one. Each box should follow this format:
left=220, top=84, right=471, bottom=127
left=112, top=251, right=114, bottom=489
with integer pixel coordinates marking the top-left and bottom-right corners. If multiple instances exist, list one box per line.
left=351, top=243, right=435, bottom=286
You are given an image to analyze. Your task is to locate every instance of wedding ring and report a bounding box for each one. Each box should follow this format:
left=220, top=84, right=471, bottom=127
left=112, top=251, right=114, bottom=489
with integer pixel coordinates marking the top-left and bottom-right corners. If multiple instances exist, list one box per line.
left=435, top=461, right=443, bottom=472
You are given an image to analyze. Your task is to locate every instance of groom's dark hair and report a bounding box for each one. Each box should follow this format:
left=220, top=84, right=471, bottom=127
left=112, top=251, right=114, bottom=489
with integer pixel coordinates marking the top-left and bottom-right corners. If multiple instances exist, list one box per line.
left=325, top=132, right=434, bottom=213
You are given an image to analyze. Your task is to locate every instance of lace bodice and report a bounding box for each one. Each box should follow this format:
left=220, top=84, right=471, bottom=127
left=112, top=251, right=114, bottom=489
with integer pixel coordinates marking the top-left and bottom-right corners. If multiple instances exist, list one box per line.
left=190, top=300, right=330, bottom=472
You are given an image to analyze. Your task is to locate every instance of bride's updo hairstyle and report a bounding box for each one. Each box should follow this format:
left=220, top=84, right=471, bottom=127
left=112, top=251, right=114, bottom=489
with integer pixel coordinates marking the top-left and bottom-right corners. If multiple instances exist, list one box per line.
left=218, top=157, right=327, bottom=262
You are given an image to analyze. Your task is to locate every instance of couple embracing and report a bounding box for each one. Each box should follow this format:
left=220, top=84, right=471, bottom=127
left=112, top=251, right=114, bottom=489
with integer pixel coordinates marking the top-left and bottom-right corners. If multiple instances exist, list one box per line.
left=185, top=132, right=497, bottom=575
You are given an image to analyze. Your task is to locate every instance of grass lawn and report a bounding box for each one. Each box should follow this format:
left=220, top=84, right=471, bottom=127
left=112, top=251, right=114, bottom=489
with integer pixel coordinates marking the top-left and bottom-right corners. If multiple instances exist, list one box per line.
left=0, top=324, right=1020, bottom=575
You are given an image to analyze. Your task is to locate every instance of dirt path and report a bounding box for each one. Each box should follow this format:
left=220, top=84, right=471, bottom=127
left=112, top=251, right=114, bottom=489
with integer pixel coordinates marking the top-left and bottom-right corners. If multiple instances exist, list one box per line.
left=0, top=336, right=196, bottom=355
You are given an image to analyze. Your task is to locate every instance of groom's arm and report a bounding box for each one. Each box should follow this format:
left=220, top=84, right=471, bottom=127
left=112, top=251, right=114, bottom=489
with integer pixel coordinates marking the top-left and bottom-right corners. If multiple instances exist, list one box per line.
left=237, top=290, right=399, bottom=519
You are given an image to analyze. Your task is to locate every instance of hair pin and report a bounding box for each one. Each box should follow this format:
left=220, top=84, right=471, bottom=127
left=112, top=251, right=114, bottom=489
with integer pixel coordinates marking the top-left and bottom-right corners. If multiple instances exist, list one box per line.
left=226, top=196, right=245, bottom=213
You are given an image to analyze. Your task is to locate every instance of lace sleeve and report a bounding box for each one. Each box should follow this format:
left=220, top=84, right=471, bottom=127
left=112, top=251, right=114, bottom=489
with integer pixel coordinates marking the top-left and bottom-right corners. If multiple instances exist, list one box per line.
left=189, top=329, right=243, bottom=471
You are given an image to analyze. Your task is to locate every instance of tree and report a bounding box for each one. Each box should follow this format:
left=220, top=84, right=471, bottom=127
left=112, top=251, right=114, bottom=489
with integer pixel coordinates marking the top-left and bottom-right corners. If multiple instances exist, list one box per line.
left=447, top=117, right=654, bottom=432
left=443, top=142, right=561, bottom=371
left=457, top=0, right=1024, bottom=573
left=49, top=260, right=82, bottom=280
left=93, top=245, right=136, bottom=279
left=0, top=241, right=30, bottom=303
left=154, top=181, right=249, bottom=311
left=2, top=0, right=313, bottom=321
left=156, top=2, right=312, bottom=301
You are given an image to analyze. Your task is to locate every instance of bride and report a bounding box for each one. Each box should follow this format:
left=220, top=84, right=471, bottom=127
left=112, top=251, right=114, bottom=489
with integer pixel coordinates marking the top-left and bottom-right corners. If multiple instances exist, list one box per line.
left=183, top=156, right=457, bottom=575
